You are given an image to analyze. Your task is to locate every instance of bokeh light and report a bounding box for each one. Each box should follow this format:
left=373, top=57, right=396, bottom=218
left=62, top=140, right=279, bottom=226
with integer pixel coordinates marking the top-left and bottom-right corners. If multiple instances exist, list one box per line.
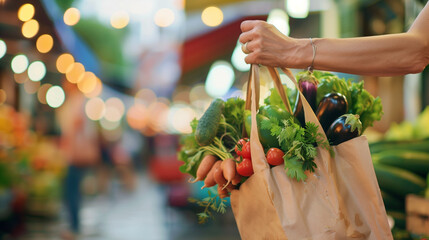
left=147, top=101, right=169, bottom=133
left=154, top=8, right=175, bottom=27
left=205, top=61, right=235, bottom=98
left=37, top=83, right=52, bottom=104
left=111, top=11, right=129, bottom=29
left=56, top=53, right=74, bottom=73
left=77, top=72, right=97, bottom=94
left=22, top=19, right=39, bottom=38
left=168, top=104, right=196, bottom=134
left=267, top=9, right=290, bottom=36
left=28, top=61, right=46, bottom=82
left=18, top=4, right=35, bottom=22
left=0, top=40, right=6, bottom=59
left=135, top=88, right=156, bottom=107
left=64, top=8, right=80, bottom=26
left=0, top=89, right=7, bottom=105
left=36, top=34, right=54, bottom=53
left=231, top=41, right=250, bottom=71
left=83, top=76, right=103, bottom=98
left=104, top=97, right=125, bottom=122
left=201, top=6, right=223, bottom=27
left=11, top=54, right=29, bottom=74
left=66, top=62, right=85, bottom=83
left=126, top=104, right=147, bottom=130
left=46, top=86, right=65, bottom=108
left=85, top=97, right=105, bottom=121
left=286, top=0, right=310, bottom=19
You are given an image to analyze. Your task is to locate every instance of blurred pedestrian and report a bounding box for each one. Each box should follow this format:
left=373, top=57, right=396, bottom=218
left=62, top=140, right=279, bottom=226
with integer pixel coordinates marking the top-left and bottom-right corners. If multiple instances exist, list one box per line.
left=57, top=82, right=100, bottom=239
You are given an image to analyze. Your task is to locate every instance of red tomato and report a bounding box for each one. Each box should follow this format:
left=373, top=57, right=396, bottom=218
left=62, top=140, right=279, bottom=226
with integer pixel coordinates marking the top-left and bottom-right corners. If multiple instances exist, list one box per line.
left=234, top=138, right=248, bottom=157
left=266, top=148, right=284, bottom=166
left=241, top=141, right=251, bottom=159
left=237, top=158, right=253, bottom=177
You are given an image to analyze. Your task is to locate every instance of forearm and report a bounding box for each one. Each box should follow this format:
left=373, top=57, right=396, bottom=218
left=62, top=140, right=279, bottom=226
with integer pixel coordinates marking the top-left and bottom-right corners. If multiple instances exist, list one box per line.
left=302, top=2, right=429, bottom=76
left=304, top=33, right=429, bottom=76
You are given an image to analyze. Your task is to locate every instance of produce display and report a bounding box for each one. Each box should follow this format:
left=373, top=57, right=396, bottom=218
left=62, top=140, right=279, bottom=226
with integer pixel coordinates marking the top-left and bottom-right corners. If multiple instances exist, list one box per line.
left=0, top=105, right=66, bottom=226
left=178, top=70, right=384, bottom=222
left=368, top=106, right=429, bottom=237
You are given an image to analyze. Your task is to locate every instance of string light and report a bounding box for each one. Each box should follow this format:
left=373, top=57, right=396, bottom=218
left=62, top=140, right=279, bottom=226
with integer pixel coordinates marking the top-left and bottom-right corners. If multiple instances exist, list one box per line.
left=64, top=8, right=80, bottom=26
left=11, top=54, right=29, bottom=74
left=46, top=86, right=65, bottom=108
left=111, top=11, right=130, bottom=29
left=0, top=40, right=6, bottom=59
left=28, top=61, right=46, bottom=82
left=56, top=53, right=74, bottom=73
left=18, top=4, right=35, bottom=22
left=36, top=34, right=54, bottom=53
left=201, top=6, right=223, bottom=27
left=154, top=8, right=175, bottom=27
left=22, top=19, right=39, bottom=38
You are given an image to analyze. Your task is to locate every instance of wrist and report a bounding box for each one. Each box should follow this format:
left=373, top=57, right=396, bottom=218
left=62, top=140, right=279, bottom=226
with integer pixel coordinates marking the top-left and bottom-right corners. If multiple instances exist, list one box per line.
left=291, top=38, right=314, bottom=69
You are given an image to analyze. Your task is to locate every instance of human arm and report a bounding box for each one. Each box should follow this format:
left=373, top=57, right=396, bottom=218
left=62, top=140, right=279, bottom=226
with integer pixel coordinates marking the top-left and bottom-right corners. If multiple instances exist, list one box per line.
left=239, top=3, right=429, bottom=76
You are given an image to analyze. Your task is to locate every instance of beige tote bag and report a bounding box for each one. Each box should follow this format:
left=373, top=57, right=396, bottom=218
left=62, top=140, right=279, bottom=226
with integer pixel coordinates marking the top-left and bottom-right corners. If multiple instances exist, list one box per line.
left=230, top=65, right=393, bottom=240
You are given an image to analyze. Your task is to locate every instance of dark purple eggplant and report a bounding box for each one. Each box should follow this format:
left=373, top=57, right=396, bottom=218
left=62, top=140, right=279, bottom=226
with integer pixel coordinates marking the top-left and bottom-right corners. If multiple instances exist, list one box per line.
left=326, top=114, right=362, bottom=145
left=293, top=72, right=319, bottom=126
left=316, top=92, right=348, bottom=133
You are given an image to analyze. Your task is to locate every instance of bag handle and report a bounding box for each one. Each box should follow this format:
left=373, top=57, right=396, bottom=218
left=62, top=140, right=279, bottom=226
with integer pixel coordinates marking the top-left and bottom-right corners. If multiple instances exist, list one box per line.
left=246, top=65, right=269, bottom=172
left=245, top=66, right=290, bottom=113
left=278, top=67, right=327, bottom=142
left=245, top=65, right=329, bottom=172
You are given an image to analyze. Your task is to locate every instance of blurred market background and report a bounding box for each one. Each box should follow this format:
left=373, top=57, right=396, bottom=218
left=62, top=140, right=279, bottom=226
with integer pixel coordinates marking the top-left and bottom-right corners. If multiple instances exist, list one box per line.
left=0, top=0, right=429, bottom=239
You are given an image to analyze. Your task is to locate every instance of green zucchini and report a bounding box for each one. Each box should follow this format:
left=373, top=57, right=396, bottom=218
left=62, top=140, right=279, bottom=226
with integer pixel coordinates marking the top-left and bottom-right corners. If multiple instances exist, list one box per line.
left=195, top=99, right=225, bottom=146
left=373, top=163, right=426, bottom=197
left=369, top=138, right=429, bottom=154
left=381, top=190, right=404, bottom=211
left=372, top=150, right=429, bottom=176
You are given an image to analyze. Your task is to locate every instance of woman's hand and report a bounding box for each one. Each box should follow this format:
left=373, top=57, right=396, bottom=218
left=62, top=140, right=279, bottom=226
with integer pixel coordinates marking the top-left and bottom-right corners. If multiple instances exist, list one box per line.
left=239, top=20, right=312, bottom=69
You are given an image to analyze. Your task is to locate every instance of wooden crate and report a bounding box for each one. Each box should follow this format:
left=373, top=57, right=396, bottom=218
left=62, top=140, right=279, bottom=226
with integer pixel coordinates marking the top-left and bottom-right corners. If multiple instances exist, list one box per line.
left=406, top=194, right=429, bottom=235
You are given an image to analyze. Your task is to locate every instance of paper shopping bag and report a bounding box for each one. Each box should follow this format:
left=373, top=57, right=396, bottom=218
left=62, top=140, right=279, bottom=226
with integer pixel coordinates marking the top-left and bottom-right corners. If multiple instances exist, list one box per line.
left=230, top=65, right=393, bottom=240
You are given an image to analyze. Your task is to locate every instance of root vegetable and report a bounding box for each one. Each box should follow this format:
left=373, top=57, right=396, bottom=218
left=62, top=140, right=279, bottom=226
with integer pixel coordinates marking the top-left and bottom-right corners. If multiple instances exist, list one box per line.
left=221, top=158, right=236, bottom=187
left=189, top=155, right=217, bottom=183
left=201, top=160, right=221, bottom=189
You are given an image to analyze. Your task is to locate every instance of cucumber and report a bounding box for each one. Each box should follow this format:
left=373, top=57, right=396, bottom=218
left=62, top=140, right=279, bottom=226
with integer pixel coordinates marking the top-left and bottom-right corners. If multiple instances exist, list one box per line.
left=195, top=99, right=225, bottom=146
left=381, top=190, right=404, bottom=211
left=369, top=138, right=429, bottom=154
left=372, top=150, right=429, bottom=176
left=373, top=163, right=426, bottom=197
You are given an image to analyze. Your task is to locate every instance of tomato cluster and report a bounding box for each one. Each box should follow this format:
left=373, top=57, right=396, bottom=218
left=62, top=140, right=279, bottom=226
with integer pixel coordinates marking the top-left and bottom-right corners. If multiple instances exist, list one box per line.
left=234, top=138, right=285, bottom=178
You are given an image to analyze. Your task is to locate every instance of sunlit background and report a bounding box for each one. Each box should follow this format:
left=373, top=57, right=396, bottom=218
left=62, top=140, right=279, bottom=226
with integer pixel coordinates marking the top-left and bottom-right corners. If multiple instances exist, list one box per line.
left=0, top=0, right=428, bottom=239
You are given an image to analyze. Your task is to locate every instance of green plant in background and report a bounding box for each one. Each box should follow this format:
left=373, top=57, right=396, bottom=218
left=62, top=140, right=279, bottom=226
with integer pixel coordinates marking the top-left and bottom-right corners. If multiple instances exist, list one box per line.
left=54, top=0, right=75, bottom=11
left=73, top=18, right=129, bottom=80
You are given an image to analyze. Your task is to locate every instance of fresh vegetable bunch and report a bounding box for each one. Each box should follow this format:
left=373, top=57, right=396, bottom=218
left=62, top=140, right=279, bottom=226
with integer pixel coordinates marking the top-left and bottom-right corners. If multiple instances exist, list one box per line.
left=294, top=71, right=383, bottom=145
left=178, top=70, right=383, bottom=222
